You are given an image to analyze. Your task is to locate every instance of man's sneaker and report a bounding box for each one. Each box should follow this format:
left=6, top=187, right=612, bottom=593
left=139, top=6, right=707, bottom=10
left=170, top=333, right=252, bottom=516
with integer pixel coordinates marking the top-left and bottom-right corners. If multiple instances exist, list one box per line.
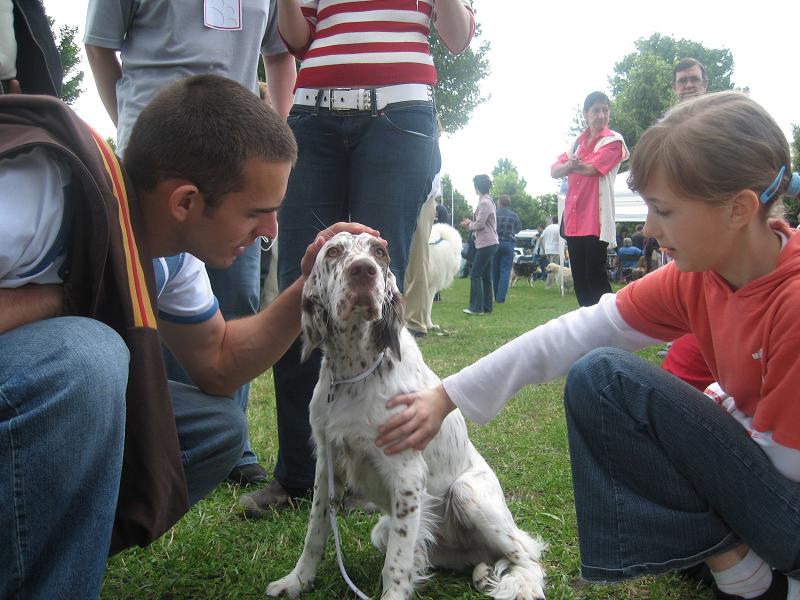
left=462, top=309, right=483, bottom=316
left=239, top=479, right=309, bottom=519
left=713, top=570, right=788, bottom=600
left=408, top=329, right=426, bottom=338
left=227, top=463, right=268, bottom=486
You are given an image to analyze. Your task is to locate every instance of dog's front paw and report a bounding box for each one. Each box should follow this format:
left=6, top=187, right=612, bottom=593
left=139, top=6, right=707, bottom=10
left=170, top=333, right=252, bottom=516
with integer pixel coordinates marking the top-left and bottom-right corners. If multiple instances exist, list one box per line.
left=266, top=572, right=312, bottom=598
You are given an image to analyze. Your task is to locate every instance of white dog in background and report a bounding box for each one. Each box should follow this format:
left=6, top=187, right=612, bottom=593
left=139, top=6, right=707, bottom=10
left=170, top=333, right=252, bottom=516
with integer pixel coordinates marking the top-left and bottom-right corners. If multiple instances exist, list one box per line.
left=544, top=262, right=573, bottom=293
left=266, top=232, right=546, bottom=600
left=425, top=223, right=462, bottom=329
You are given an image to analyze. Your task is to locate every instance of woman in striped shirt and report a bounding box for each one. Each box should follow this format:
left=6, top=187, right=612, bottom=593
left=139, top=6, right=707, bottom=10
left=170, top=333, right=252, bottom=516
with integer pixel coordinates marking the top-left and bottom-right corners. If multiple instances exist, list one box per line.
left=240, top=0, right=476, bottom=514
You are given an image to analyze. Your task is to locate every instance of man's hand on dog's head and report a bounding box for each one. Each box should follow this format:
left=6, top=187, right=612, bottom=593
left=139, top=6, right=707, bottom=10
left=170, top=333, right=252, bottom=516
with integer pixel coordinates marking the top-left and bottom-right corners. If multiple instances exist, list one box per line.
left=300, top=222, right=385, bottom=279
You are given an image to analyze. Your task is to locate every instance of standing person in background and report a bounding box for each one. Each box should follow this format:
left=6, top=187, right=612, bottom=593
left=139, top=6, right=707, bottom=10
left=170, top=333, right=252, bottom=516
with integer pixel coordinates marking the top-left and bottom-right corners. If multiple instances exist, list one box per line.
left=84, top=0, right=297, bottom=487
left=551, top=91, right=628, bottom=307
left=0, top=0, right=62, bottom=96
left=492, top=194, right=522, bottom=302
left=436, top=196, right=451, bottom=225
left=461, top=174, right=498, bottom=315
left=532, top=223, right=547, bottom=281
left=239, top=0, right=475, bottom=516
left=432, top=195, right=450, bottom=302
left=540, top=215, right=562, bottom=289
left=631, top=224, right=645, bottom=250
left=404, top=173, right=443, bottom=338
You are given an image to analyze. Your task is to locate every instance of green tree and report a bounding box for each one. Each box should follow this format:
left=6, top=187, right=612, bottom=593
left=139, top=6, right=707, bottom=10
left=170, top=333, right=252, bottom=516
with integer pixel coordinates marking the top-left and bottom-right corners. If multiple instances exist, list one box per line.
left=784, top=124, right=800, bottom=225
left=606, top=33, right=736, bottom=153
left=490, top=159, right=554, bottom=229
left=48, top=18, right=84, bottom=105
left=430, top=24, right=490, bottom=133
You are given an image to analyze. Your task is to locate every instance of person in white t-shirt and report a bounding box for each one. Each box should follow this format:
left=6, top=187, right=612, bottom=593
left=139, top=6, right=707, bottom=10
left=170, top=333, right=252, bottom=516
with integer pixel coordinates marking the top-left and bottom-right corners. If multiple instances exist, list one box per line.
left=539, top=216, right=562, bottom=289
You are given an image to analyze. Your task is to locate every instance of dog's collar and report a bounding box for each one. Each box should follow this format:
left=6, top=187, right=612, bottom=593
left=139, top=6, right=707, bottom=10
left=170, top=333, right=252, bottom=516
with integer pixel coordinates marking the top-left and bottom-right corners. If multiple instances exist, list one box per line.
left=327, top=351, right=385, bottom=403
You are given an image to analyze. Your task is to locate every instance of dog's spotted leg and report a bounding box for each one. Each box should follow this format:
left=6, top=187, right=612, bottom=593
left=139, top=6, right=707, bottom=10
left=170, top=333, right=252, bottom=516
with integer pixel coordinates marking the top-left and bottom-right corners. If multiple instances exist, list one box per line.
left=380, top=457, right=426, bottom=600
left=267, top=441, right=342, bottom=598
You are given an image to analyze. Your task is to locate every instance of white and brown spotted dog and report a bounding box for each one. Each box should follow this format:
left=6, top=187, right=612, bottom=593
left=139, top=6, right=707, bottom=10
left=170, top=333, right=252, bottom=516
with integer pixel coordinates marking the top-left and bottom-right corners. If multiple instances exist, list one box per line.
left=267, top=233, right=546, bottom=600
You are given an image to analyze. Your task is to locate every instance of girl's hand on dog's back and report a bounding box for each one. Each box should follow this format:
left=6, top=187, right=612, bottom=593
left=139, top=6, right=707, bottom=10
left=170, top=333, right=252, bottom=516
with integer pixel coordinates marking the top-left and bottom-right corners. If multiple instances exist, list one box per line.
left=376, top=384, right=456, bottom=454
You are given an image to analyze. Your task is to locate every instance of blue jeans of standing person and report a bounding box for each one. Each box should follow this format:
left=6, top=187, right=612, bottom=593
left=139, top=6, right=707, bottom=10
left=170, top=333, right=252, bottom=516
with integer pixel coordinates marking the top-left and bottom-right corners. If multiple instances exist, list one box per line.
left=0, top=317, right=247, bottom=599
left=273, top=101, right=440, bottom=491
left=164, top=243, right=261, bottom=468
left=564, top=347, right=800, bottom=582
left=469, top=244, right=498, bottom=313
left=491, top=239, right=516, bottom=302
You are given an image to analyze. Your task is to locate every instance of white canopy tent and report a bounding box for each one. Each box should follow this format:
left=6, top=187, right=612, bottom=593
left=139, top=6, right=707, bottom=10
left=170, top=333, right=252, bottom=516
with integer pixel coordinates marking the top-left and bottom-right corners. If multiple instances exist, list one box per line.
left=613, top=174, right=648, bottom=223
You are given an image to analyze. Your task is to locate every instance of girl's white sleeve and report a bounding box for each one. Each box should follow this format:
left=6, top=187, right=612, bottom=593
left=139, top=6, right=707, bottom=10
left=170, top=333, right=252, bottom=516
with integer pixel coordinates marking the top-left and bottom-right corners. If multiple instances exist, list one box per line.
left=443, top=293, right=662, bottom=425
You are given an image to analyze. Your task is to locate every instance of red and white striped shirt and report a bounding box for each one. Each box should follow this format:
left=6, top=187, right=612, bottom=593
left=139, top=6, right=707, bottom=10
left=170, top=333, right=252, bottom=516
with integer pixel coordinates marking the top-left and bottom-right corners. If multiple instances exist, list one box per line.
left=289, top=0, right=474, bottom=89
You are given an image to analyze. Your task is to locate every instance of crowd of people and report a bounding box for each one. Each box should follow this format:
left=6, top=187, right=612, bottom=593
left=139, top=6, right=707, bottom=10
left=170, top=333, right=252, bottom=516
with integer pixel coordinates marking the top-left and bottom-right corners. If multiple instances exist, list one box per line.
left=2, top=2, right=800, bottom=600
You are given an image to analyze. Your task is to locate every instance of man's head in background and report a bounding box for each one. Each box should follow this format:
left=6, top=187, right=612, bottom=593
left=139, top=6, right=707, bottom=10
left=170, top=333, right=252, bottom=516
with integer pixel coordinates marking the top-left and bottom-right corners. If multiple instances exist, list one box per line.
left=672, top=58, right=708, bottom=102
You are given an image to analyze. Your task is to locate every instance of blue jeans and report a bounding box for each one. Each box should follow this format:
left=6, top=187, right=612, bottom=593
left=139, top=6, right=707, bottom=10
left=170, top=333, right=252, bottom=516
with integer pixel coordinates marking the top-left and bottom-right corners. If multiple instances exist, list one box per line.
left=164, top=242, right=261, bottom=467
left=0, top=317, right=246, bottom=599
left=564, top=347, right=800, bottom=582
left=273, top=101, right=440, bottom=489
left=491, top=240, right=516, bottom=302
left=469, top=244, right=497, bottom=313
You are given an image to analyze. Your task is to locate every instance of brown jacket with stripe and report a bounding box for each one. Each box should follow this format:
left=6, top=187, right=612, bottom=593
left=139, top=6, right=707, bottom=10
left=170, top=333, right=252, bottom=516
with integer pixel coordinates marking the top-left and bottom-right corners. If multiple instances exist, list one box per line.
left=0, top=94, right=189, bottom=554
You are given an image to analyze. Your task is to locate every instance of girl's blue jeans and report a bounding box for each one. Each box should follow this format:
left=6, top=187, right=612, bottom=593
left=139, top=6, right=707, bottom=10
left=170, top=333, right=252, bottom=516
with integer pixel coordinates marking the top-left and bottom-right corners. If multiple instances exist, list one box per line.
left=565, top=347, right=800, bottom=581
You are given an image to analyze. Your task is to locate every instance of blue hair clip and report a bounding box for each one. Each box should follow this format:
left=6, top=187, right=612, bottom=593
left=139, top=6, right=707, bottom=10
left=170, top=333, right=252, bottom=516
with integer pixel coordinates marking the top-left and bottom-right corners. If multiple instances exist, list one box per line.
left=760, top=165, right=786, bottom=203
left=787, top=172, right=800, bottom=199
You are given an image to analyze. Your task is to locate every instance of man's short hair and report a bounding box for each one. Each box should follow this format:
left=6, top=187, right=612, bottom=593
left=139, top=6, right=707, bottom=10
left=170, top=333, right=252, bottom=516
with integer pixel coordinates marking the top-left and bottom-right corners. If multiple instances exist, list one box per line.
left=124, top=74, right=298, bottom=209
left=672, top=58, right=708, bottom=84
left=497, top=194, right=511, bottom=207
left=473, top=174, right=492, bottom=195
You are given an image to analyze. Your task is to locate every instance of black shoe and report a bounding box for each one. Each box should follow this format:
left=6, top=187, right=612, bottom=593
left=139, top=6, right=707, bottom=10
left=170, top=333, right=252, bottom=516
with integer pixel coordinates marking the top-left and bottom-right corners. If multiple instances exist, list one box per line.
left=713, top=570, right=787, bottom=600
left=407, top=329, right=426, bottom=338
left=239, top=479, right=310, bottom=518
left=227, top=463, right=268, bottom=486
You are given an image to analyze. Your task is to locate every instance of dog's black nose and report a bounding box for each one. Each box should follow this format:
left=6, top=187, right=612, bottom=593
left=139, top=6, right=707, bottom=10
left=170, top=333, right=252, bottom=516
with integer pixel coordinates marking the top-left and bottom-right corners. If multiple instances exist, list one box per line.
left=348, top=259, right=378, bottom=283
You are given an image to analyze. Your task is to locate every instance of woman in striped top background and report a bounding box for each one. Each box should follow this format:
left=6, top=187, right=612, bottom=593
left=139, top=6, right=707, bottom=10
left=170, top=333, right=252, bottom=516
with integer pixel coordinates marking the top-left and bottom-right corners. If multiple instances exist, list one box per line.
left=240, top=0, right=476, bottom=514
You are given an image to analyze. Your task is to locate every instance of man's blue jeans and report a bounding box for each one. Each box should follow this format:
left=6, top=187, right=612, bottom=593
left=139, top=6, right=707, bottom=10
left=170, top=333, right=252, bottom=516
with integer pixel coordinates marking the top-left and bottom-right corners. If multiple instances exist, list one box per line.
left=491, top=239, right=516, bottom=302
left=273, top=102, right=440, bottom=490
left=164, top=242, right=261, bottom=468
left=565, top=347, right=800, bottom=582
left=1, top=317, right=246, bottom=599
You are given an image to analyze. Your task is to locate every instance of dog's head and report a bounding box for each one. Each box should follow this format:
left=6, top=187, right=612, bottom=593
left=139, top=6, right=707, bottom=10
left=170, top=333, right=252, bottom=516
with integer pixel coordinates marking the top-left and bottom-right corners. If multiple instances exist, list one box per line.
left=545, top=262, right=559, bottom=274
left=300, top=232, right=404, bottom=362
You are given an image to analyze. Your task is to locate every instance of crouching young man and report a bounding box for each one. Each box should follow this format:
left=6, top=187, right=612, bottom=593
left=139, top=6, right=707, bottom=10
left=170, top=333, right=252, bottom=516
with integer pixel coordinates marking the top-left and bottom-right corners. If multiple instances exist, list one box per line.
left=0, top=74, right=378, bottom=599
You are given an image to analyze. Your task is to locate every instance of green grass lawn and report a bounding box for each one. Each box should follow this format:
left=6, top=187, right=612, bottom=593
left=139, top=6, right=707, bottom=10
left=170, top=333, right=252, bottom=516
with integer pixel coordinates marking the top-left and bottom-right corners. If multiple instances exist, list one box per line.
left=101, top=278, right=713, bottom=599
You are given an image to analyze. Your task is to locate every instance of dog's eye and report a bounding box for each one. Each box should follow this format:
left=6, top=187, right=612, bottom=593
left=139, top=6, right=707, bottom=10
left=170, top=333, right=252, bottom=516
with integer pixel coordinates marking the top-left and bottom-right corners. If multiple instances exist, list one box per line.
left=325, top=247, right=339, bottom=258
left=373, top=246, right=386, bottom=258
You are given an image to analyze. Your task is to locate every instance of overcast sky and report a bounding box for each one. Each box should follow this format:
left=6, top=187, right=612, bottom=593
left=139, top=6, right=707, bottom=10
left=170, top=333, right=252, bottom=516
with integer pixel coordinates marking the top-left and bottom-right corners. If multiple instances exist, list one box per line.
left=44, top=0, right=799, bottom=205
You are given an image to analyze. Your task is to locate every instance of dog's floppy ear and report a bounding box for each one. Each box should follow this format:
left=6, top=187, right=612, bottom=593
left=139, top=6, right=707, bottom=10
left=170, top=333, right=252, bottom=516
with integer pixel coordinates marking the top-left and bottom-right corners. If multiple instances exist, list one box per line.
left=371, top=270, right=404, bottom=360
left=300, top=290, right=326, bottom=363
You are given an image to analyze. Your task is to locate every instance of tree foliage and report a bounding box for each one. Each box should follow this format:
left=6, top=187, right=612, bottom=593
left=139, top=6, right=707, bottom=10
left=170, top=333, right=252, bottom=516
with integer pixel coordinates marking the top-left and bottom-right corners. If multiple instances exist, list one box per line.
left=490, top=159, right=556, bottom=230
left=784, top=124, right=800, bottom=225
left=605, top=33, right=736, bottom=154
left=48, top=18, right=84, bottom=105
left=430, top=24, right=490, bottom=133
